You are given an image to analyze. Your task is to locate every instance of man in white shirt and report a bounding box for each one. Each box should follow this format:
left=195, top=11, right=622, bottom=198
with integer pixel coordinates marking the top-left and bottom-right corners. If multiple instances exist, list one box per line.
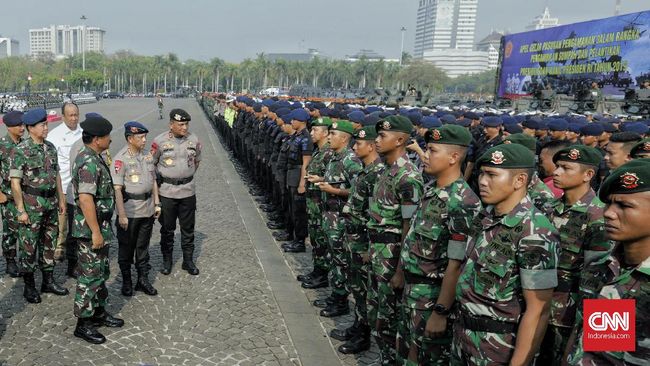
left=46, top=102, right=82, bottom=277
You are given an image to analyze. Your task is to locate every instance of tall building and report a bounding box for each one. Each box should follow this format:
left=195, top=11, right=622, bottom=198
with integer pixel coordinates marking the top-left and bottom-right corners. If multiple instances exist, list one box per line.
left=29, top=25, right=105, bottom=58
left=526, top=7, right=560, bottom=31
left=422, top=49, right=489, bottom=78
left=476, top=30, right=506, bottom=69
left=414, top=0, right=478, bottom=58
left=0, top=37, right=19, bottom=58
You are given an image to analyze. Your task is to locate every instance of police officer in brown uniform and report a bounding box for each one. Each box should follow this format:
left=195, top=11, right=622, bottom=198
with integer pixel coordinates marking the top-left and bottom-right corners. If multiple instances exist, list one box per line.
left=151, top=109, right=201, bottom=276
left=112, top=121, right=160, bottom=296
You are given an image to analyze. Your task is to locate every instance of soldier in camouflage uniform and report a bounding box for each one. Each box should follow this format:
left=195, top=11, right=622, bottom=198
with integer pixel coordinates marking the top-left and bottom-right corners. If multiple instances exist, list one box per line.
left=298, top=117, right=332, bottom=289
left=0, top=111, right=24, bottom=277
left=564, top=158, right=650, bottom=365
left=309, top=120, right=363, bottom=318
left=10, top=108, right=69, bottom=303
left=332, top=126, right=385, bottom=354
left=453, top=144, right=560, bottom=365
left=537, top=145, right=613, bottom=365
left=367, top=115, right=424, bottom=365
left=398, top=125, right=482, bottom=365
left=71, top=116, right=123, bottom=344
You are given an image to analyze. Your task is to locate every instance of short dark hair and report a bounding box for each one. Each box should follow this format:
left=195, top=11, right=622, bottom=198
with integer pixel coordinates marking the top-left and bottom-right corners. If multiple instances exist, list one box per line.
left=610, top=132, right=642, bottom=154
left=540, top=139, right=572, bottom=155
left=511, top=168, right=535, bottom=186
left=62, top=101, right=78, bottom=115
left=82, top=131, right=95, bottom=144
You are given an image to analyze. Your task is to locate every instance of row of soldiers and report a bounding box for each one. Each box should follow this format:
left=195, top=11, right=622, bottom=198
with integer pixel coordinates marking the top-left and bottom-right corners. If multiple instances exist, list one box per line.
left=1, top=105, right=202, bottom=345
left=203, top=94, right=648, bottom=366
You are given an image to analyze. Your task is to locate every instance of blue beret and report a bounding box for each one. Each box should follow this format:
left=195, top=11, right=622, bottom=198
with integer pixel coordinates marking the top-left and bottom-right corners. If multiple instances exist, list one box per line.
left=365, top=106, right=381, bottom=114
left=501, top=115, right=517, bottom=125
left=22, top=108, right=48, bottom=126
left=124, top=121, right=149, bottom=135
left=548, top=118, right=569, bottom=131
left=568, top=123, right=582, bottom=133
left=291, top=101, right=303, bottom=110
left=482, top=116, right=503, bottom=127
left=262, top=99, right=275, bottom=107
left=319, top=108, right=330, bottom=117
left=379, top=111, right=393, bottom=118
left=455, top=118, right=472, bottom=128
left=537, top=120, right=549, bottom=131
left=464, top=112, right=480, bottom=120
left=440, top=114, right=456, bottom=124
left=580, top=123, right=604, bottom=136
left=276, top=108, right=292, bottom=117
left=290, top=109, right=310, bottom=122
left=2, top=111, right=24, bottom=127
left=600, top=122, right=617, bottom=133
left=621, top=122, right=649, bottom=135
left=347, top=111, right=366, bottom=124
left=504, top=123, right=523, bottom=134
left=421, top=116, right=442, bottom=129
left=522, top=119, right=539, bottom=130
left=363, top=114, right=380, bottom=127
left=277, top=100, right=291, bottom=108
left=407, top=111, right=423, bottom=126
left=253, top=103, right=263, bottom=113
left=514, top=115, right=526, bottom=123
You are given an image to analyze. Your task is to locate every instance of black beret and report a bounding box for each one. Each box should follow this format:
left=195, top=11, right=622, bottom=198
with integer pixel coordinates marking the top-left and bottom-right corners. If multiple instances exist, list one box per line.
left=81, top=116, right=113, bottom=137
left=170, top=108, right=191, bottom=122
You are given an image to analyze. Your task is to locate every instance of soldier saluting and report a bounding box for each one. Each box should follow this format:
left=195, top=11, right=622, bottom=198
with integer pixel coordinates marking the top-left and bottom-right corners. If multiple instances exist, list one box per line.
left=151, top=108, right=202, bottom=276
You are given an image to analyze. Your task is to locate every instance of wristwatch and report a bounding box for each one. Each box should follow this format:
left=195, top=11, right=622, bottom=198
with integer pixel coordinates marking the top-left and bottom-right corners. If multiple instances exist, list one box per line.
left=433, top=303, right=451, bottom=316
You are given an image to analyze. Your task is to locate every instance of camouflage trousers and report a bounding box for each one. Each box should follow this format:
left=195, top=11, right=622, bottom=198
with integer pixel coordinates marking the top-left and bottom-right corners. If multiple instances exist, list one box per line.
left=1, top=201, right=19, bottom=258
left=17, top=208, right=58, bottom=273
left=307, top=195, right=328, bottom=273
left=74, top=240, right=110, bottom=318
left=451, top=318, right=516, bottom=365
left=397, top=282, right=452, bottom=366
left=323, top=210, right=349, bottom=298
left=368, top=240, right=402, bottom=365
left=345, top=226, right=370, bottom=325
left=535, top=324, right=572, bottom=365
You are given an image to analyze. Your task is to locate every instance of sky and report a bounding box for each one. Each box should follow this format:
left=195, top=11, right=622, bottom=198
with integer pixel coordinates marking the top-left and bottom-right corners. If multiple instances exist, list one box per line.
left=1, top=0, right=648, bottom=62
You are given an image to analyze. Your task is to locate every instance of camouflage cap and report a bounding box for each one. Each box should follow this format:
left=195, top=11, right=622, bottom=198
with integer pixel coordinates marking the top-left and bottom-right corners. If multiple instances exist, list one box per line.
left=599, top=158, right=650, bottom=202
left=424, top=124, right=472, bottom=146
left=354, top=126, right=378, bottom=141
left=311, top=117, right=333, bottom=128
left=630, top=138, right=650, bottom=158
left=375, top=115, right=413, bottom=134
left=476, top=144, right=535, bottom=169
left=330, top=120, right=355, bottom=135
left=503, top=133, right=537, bottom=153
left=553, top=145, right=602, bottom=166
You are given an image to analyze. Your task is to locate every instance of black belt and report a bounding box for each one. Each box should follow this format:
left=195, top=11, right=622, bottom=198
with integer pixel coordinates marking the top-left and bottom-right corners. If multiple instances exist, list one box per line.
left=555, top=278, right=580, bottom=293
left=404, top=272, right=442, bottom=285
left=459, top=312, right=518, bottom=334
left=124, top=191, right=152, bottom=201
left=23, top=186, right=56, bottom=198
left=368, top=231, right=401, bottom=243
left=161, top=176, right=194, bottom=185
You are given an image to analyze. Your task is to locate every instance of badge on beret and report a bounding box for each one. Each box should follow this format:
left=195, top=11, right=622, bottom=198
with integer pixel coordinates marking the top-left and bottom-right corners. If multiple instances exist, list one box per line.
left=130, top=126, right=140, bottom=134
left=332, top=122, right=338, bottom=129
left=174, top=114, right=183, bottom=121
left=358, top=130, right=366, bottom=138
left=382, top=121, right=392, bottom=130
left=431, top=129, right=442, bottom=141
left=568, top=149, right=581, bottom=160
left=114, top=160, right=123, bottom=174
left=491, top=151, right=505, bottom=165
left=620, top=172, right=641, bottom=189
left=317, top=118, right=323, bottom=124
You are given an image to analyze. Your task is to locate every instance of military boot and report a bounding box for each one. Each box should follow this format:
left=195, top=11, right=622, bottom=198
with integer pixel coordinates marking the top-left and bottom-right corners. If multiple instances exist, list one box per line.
left=296, top=268, right=318, bottom=282
left=74, top=317, right=106, bottom=344
left=66, top=259, right=78, bottom=278
left=120, top=266, right=133, bottom=297
left=302, top=271, right=329, bottom=289
left=41, top=271, right=69, bottom=296
left=339, top=323, right=371, bottom=354
left=91, top=306, right=124, bottom=328
left=161, top=254, right=172, bottom=275
left=22, top=272, right=41, bottom=303
left=181, top=249, right=199, bottom=275
left=5, top=258, right=20, bottom=278
left=312, top=295, right=336, bottom=308
left=330, top=318, right=359, bottom=341
left=320, top=297, right=349, bottom=318
left=135, top=269, right=158, bottom=296
left=283, top=240, right=306, bottom=253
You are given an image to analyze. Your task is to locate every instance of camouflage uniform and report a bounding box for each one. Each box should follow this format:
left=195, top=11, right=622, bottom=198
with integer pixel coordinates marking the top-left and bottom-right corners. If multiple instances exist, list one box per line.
left=367, top=152, right=423, bottom=365
left=538, top=189, right=613, bottom=365
left=398, top=177, right=481, bottom=365
left=453, top=196, right=559, bottom=365
left=565, top=254, right=649, bottom=365
left=9, top=137, right=60, bottom=273
left=0, top=134, right=21, bottom=259
left=528, top=173, right=556, bottom=211
left=71, top=145, right=115, bottom=318
left=342, top=156, right=385, bottom=330
left=306, top=143, right=332, bottom=274
left=322, top=146, right=363, bottom=299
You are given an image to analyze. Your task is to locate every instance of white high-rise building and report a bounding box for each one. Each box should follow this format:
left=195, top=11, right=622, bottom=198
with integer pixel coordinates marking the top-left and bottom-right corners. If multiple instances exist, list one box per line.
left=414, top=0, right=478, bottom=58
left=29, top=25, right=105, bottom=58
left=476, top=31, right=506, bottom=69
left=526, top=7, right=560, bottom=31
left=0, top=37, right=19, bottom=58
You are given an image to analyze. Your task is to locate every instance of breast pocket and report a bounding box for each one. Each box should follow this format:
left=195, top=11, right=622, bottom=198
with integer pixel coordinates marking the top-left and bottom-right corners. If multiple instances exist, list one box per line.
left=161, top=149, right=176, bottom=167
left=474, top=247, right=515, bottom=302
left=25, top=158, right=44, bottom=179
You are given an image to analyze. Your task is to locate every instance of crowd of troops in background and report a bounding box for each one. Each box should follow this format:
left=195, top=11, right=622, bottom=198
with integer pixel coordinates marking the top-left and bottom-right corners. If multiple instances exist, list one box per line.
left=202, top=93, right=649, bottom=366
left=1, top=104, right=202, bottom=344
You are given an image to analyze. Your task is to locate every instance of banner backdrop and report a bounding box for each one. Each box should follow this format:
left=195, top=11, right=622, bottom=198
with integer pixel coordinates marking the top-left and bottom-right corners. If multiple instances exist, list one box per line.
left=496, top=10, right=650, bottom=98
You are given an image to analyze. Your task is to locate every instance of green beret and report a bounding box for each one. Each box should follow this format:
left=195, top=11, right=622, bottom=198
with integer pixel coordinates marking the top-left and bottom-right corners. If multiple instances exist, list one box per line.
left=476, top=144, right=535, bottom=169
left=424, top=124, right=472, bottom=146
left=503, top=133, right=537, bottom=153
left=599, top=158, right=650, bottom=202
left=330, top=120, right=355, bottom=135
left=375, top=115, right=413, bottom=134
left=553, top=145, right=602, bottom=166
left=311, top=117, right=333, bottom=127
left=354, top=126, right=378, bottom=141
left=630, top=138, right=650, bottom=158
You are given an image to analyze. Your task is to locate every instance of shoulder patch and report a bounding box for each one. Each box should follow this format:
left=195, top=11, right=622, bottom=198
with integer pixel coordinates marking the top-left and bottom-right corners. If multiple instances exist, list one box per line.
left=114, top=160, right=123, bottom=174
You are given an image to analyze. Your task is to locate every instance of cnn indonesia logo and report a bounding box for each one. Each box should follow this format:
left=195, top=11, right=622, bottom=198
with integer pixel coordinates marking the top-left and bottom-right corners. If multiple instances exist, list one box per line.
left=583, top=299, right=636, bottom=352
